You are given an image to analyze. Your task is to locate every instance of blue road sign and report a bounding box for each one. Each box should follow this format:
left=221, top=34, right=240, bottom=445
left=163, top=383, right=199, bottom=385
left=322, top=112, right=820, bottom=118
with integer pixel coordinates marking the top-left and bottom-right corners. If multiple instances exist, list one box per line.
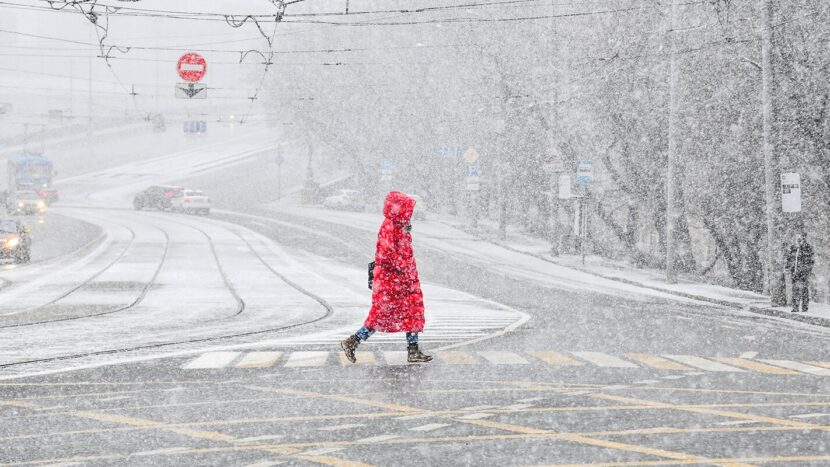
left=467, top=165, right=480, bottom=177
left=379, top=159, right=395, bottom=172
left=576, top=160, right=593, bottom=185
left=436, top=145, right=461, bottom=159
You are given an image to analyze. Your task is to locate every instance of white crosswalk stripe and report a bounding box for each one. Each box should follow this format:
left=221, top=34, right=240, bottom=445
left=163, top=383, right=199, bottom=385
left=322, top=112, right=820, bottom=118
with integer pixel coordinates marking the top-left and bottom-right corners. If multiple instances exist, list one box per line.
left=663, top=355, right=746, bottom=372
left=182, top=352, right=240, bottom=369
left=478, top=351, right=529, bottom=365
left=571, top=352, right=639, bottom=368
left=759, top=360, right=830, bottom=376
left=284, top=351, right=329, bottom=367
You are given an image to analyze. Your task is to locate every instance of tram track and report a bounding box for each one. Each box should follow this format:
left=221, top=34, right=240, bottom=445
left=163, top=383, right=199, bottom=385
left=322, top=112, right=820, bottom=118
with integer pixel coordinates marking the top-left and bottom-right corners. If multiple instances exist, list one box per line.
left=0, top=211, right=335, bottom=369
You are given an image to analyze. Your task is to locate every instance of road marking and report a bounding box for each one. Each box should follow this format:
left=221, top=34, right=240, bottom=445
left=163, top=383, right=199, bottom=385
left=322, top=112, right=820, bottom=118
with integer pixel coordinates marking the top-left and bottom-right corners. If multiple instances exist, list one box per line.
left=435, top=351, right=477, bottom=364
left=382, top=351, right=408, bottom=365
left=457, top=412, right=495, bottom=420
left=293, top=455, right=372, bottom=467
left=805, top=361, right=830, bottom=368
left=133, top=447, right=189, bottom=456
left=502, top=403, right=534, bottom=410
left=739, top=351, right=758, bottom=359
left=529, top=351, right=584, bottom=367
left=571, top=352, right=639, bottom=368
left=182, top=352, right=240, bottom=369
left=535, top=455, right=830, bottom=466
left=460, top=405, right=497, bottom=411
left=339, top=351, right=376, bottom=366
left=235, top=352, right=283, bottom=369
left=410, top=423, right=450, bottom=432
left=662, top=355, right=745, bottom=372
left=477, top=351, right=529, bottom=364
left=242, top=385, right=713, bottom=463
left=318, top=424, right=365, bottom=431
left=69, top=410, right=238, bottom=442
left=790, top=413, right=830, bottom=419
left=357, top=434, right=400, bottom=443
left=715, top=358, right=799, bottom=375
left=244, top=461, right=285, bottom=467
left=759, top=360, right=830, bottom=376
left=244, top=386, right=423, bottom=414
left=232, top=434, right=286, bottom=444
left=591, top=393, right=820, bottom=429
left=714, top=420, right=760, bottom=426
left=284, top=352, right=329, bottom=368
left=624, top=354, right=691, bottom=371
left=300, top=447, right=345, bottom=456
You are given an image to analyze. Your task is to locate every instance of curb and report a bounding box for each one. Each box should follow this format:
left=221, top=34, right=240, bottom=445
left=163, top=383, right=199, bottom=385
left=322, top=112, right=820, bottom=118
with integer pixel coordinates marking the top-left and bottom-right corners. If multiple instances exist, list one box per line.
left=442, top=221, right=830, bottom=329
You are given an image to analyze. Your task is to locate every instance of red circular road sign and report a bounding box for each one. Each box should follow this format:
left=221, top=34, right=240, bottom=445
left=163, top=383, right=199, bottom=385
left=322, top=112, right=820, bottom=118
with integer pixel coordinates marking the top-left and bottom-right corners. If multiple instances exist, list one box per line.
left=177, top=53, right=207, bottom=82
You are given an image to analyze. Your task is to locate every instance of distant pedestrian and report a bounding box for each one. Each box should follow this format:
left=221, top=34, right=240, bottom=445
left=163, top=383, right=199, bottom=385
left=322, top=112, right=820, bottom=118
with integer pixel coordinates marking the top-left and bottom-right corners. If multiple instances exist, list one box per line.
left=785, top=232, right=814, bottom=313
left=341, top=191, right=432, bottom=363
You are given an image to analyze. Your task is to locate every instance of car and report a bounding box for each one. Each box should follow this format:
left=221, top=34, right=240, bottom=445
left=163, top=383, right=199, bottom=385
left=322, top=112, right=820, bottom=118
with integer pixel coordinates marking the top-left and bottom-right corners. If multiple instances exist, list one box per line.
left=171, top=189, right=210, bottom=215
left=7, top=191, right=45, bottom=216
left=409, top=194, right=427, bottom=221
left=0, top=219, right=31, bottom=263
left=38, top=188, right=59, bottom=205
left=134, top=185, right=182, bottom=211
left=323, top=189, right=365, bottom=211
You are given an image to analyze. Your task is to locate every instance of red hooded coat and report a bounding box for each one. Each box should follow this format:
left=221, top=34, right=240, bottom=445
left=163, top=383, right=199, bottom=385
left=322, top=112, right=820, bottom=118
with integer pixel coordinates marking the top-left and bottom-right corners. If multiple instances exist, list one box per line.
left=364, top=192, right=425, bottom=333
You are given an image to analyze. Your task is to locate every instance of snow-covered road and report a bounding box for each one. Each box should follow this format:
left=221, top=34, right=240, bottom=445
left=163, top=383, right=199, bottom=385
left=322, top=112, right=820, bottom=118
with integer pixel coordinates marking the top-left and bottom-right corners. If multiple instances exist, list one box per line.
left=0, top=123, right=526, bottom=379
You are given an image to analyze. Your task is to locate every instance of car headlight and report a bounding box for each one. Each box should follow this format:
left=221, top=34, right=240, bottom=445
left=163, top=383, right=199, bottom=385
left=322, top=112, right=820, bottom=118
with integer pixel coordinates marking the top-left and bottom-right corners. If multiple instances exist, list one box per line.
left=37, top=201, right=45, bottom=208
left=4, top=237, right=19, bottom=249
left=17, top=203, right=23, bottom=208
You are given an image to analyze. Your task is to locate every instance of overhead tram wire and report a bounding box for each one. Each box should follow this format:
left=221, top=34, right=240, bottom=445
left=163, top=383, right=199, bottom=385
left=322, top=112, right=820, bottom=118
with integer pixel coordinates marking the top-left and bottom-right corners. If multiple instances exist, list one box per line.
left=1, top=0, right=706, bottom=22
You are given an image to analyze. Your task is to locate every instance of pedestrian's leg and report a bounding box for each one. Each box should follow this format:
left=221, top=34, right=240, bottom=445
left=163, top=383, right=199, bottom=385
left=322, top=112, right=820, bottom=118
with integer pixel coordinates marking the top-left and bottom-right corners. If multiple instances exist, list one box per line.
left=803, top=282, right=810, bottom=313
left=406, top=332, right=432, bottom=363
left=792, top=281, right=802, bottom=313
left=406, top=332, right=418, bottom=346
left=341, top=327, right=375, bottom=364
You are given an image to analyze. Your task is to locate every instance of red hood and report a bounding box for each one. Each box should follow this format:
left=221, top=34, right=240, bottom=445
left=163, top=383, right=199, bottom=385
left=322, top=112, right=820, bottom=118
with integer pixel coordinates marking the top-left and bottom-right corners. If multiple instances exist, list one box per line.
left=383, top=191, right=415, bottom=226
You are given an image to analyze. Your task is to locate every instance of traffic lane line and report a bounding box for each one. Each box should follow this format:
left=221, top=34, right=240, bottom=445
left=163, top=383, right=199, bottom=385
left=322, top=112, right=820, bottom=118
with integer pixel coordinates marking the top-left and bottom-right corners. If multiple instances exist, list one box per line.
left=531, top=454, right=830, bottom=466
left=10, top=424, right=829, bottom=466
left=243, top=387, right=718, bottom=464
left=10, top=401, right=830, bottom=445
left=589, top=393, right=824, bottom=430
left=0, top=399, right=393, bottom=466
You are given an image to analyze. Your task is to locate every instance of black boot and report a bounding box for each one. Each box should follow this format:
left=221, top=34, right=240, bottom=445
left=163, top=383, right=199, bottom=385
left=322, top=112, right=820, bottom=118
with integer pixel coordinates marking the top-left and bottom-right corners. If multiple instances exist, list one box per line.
left=341, top=335, right=359, bottom=364
left=407, top=343, right=432, bottom=363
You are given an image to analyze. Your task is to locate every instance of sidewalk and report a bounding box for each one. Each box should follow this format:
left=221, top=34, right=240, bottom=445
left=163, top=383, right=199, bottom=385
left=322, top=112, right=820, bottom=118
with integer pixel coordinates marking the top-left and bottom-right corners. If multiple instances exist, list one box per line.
left=446, top=216, right=830, bottom=328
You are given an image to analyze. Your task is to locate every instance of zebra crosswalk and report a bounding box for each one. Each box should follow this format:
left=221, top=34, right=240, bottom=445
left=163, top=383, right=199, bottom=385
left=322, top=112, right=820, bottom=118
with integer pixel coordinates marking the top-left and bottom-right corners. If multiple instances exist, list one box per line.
left=179, top=349, right=830, bottom=377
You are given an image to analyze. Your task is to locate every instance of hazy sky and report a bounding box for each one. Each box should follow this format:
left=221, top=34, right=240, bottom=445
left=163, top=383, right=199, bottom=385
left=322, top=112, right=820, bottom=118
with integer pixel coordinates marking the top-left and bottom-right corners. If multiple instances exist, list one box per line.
left=0, top=0, right=294, bottom=128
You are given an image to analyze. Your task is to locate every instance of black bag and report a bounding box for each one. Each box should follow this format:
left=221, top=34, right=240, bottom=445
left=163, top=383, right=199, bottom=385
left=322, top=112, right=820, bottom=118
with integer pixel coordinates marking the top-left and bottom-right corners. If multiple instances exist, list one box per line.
left=368, top=261, right=375, bottom=290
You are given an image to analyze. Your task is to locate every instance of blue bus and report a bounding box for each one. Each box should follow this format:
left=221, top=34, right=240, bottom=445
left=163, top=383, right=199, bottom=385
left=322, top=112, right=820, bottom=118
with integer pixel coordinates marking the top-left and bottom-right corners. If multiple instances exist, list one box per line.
left=8, top=154, right=54, bottom=192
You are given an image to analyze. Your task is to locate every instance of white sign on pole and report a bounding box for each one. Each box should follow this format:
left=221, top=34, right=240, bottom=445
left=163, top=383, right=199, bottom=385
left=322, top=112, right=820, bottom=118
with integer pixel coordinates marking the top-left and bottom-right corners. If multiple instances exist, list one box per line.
left=558, top=174, right=571, bottom=199
left=781, top=172, right=802, bottom=213
left=546, top=157, right=565, bottom=173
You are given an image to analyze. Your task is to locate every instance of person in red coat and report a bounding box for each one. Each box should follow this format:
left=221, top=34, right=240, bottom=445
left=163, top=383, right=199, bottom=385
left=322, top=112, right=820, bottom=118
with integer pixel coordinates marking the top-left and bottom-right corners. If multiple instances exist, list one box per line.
left=341, top=191, right=432, bottom=363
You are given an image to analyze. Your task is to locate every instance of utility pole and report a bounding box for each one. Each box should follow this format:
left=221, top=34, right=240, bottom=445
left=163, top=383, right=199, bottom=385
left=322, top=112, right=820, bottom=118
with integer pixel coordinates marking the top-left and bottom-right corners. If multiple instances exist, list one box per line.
left=665, top=0, right=680, bottom=284
left=87, top=28, right=93, bottom=137
left=762, top=0, right=786, bottom=306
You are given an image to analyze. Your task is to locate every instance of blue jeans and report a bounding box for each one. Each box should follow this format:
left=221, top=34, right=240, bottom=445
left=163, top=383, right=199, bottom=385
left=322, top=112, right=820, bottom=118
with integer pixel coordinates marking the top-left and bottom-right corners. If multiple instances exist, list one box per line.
left=355, top=326, right=418, bottom=345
